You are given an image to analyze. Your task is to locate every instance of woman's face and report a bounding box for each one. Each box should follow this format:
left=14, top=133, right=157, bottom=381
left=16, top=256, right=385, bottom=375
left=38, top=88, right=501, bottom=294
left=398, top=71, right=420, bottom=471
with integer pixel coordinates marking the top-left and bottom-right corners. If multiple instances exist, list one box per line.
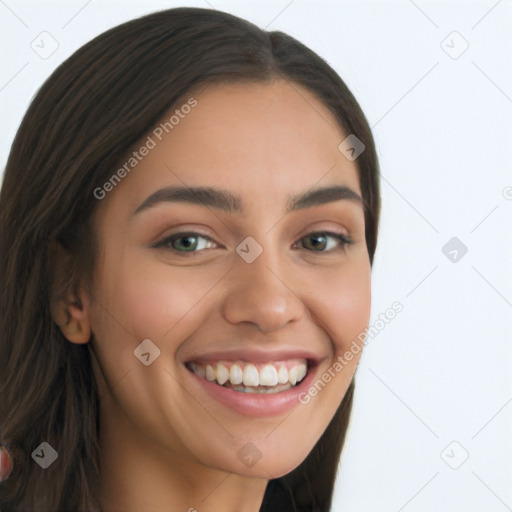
left=87, top=79, right=371, bottom=479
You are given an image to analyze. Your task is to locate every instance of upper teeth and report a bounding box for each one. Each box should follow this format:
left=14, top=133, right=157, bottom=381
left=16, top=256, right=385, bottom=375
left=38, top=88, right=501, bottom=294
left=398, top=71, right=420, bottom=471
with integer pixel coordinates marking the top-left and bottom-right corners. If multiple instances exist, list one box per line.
left=189, top=360, right=308, bottom=387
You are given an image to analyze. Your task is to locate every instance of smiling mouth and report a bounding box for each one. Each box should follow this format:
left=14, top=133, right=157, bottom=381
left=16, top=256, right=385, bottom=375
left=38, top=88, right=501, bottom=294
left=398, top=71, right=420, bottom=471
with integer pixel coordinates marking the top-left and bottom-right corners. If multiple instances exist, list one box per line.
left=185, top=359, right=311, bottom=394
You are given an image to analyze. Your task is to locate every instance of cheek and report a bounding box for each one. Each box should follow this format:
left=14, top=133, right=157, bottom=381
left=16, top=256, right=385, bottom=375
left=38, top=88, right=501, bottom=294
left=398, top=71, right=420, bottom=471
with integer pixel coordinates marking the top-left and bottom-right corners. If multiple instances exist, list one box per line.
left=304, top=257, right=371, bottom=356
left=93, top=251, right=224, bottom=343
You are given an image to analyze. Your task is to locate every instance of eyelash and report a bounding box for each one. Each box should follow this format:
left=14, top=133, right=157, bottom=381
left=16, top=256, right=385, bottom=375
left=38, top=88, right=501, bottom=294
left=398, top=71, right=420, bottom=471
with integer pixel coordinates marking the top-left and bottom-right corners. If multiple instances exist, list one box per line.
left=152, top=230, right=354, bottom=256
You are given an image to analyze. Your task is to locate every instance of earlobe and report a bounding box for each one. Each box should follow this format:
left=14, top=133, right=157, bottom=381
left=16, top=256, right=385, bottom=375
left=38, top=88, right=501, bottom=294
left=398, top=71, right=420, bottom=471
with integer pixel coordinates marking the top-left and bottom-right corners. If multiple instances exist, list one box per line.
left=52, top=291, right=91, bottom=343
left=51, top=289, right=92, bottom=344
left=49, top=240, right=92, bottom=344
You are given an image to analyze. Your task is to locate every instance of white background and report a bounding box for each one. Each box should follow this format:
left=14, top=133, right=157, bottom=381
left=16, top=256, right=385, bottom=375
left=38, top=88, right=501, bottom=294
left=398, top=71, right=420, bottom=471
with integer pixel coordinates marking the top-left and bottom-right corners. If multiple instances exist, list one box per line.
left=1, top=1, right=511, bottom=511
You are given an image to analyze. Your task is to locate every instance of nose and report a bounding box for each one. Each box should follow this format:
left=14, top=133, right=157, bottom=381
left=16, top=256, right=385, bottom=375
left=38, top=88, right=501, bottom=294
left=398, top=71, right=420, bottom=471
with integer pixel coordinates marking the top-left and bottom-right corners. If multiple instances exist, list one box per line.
left=221, top=245, right=305, bottom=332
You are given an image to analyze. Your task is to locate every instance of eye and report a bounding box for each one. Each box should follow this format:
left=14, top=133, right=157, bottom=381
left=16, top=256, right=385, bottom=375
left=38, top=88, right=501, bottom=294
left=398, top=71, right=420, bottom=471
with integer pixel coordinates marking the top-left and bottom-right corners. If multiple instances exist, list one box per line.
left=295, top=231, right=353, bottom=253
left=151, top=230, right=353, bottom=256
left=152, top=232, right=217, bottom=253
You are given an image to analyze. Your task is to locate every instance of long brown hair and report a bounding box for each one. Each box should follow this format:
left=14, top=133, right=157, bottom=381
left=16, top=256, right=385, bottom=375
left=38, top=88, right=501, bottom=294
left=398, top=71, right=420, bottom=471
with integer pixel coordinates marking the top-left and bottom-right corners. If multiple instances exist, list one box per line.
left=0, top=7, right=380, bottom=511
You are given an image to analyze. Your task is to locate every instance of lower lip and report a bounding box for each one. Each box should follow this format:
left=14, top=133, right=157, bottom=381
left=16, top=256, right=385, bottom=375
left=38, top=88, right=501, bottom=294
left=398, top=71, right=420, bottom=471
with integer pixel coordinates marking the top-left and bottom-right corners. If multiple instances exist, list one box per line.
left=184, top=362, right=318, bottom=417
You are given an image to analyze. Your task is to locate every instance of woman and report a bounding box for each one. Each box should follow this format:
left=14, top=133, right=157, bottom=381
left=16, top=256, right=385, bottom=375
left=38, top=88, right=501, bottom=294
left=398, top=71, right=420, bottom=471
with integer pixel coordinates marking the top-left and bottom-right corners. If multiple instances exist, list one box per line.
left=0, top=7, right=380, bottom=511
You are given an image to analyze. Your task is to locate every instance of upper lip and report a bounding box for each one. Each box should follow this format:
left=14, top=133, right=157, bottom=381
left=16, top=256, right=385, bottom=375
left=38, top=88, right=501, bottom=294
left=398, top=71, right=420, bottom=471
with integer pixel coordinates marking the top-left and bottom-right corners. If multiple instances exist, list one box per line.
left=184, top=347, right=323, bottom=365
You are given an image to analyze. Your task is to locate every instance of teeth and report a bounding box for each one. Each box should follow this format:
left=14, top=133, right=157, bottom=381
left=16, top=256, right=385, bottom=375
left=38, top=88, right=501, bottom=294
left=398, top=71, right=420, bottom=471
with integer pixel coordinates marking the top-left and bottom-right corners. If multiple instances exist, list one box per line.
left=259, top=365, right=278, bottom=386
left=205, top=365, right=215, bottom=382
left=242, top=364, right=259, bottom=387
left=277, top=366, right=288, bottom=384
left=289, top=366, right=299, bottom=385
left=216, top=364, right=229, bottom=385
left=230, top=383, right=292, bottom=394
left=296, top=364, right=307, bottom=382
left=196, top=365, right=206, bottom=379
left=229, top=364, right=243, bottom=385
left=189, top=360, right=308, bottom=391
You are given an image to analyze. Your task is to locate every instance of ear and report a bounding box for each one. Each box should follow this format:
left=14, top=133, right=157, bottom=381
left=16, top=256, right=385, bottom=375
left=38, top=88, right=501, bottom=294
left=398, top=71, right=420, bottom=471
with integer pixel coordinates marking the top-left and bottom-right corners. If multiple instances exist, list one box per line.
left=49, top=240, right=92, bottom=345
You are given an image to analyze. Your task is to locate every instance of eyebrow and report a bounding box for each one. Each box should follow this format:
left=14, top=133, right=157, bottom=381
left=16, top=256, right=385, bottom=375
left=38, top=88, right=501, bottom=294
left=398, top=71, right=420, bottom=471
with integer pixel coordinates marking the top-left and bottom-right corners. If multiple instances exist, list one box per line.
left=132, top=184, right=362, bottom=217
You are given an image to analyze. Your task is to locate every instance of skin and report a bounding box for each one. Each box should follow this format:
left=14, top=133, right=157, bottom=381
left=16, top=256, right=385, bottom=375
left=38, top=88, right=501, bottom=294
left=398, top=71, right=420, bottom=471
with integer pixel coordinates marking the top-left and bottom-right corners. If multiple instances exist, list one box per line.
left=53, top=79, right=371, bottom=512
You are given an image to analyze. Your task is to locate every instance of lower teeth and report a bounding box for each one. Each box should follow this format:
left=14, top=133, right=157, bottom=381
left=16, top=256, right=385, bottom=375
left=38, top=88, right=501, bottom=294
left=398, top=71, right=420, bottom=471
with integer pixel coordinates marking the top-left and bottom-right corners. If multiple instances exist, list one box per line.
left=228, top=383, right=293, bottom=394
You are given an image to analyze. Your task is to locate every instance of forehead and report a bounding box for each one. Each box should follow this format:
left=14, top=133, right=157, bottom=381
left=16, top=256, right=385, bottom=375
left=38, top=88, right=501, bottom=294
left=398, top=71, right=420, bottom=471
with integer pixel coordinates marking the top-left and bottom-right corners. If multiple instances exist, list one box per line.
left=96, top=80, right=362, bottom=219
left=172, top=79, right=353, bottom=176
